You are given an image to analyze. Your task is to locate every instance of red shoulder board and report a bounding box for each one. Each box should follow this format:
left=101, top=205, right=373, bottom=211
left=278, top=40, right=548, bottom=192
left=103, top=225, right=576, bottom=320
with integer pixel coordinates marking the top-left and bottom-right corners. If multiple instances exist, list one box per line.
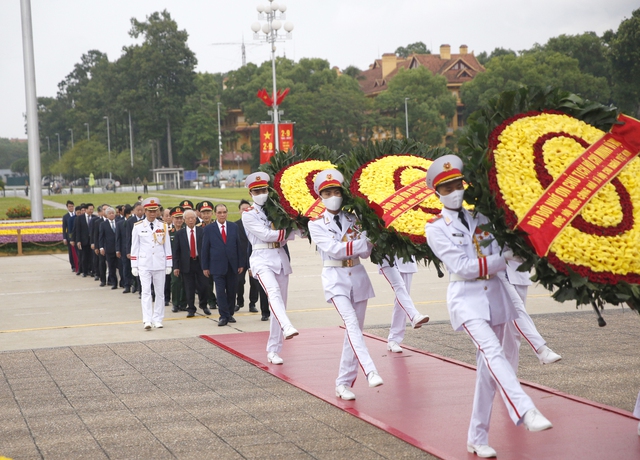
left=428, top=215, right=443, bottom=224
left=311, top=215, right=323, bottom=221
left=245, top=206, right=254, bottom=212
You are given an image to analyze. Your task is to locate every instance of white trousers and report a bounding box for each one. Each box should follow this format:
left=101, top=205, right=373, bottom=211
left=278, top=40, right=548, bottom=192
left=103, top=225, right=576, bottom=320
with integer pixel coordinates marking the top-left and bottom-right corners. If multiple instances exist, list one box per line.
left=463, top=318, right=536, bottom=446
left=139, top=269, right=165, bottom=324
left=331, top=294, right=377, bottom=387
left=380, top=266, right=419, bottom=344
left=256, top=270, right=291, bottom=353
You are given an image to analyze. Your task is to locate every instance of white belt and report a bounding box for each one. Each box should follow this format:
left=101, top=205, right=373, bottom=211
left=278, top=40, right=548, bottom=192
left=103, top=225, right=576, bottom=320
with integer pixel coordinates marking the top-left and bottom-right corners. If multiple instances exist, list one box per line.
left=323, top=258, right=361, bottom=268
left=449, top=273, right=494, bottom=282
left=253, top=242, right=281, bottom=250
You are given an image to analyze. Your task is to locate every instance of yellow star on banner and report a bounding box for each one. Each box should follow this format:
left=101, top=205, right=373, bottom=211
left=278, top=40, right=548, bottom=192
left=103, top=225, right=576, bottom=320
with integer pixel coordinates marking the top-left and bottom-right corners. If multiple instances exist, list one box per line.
left=264, top=131, right=272, bottom=140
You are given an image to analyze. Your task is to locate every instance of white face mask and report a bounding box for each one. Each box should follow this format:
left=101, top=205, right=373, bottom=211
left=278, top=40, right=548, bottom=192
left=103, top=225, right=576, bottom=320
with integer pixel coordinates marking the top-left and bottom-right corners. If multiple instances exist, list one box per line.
left=252, top=194, right=268, bottom=206
left=322, top=196, right=343, bottom=211
left=437, top=189, right=464, bottom=210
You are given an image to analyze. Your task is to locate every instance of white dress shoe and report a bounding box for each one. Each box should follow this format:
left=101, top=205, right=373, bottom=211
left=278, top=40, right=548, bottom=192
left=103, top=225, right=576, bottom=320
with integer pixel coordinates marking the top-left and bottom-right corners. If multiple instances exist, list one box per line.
left=283, top=325, right=299, bottom=340
left=467, top=443, right=497, bottom=458
left=367, top=371, right=383, bottom=388
left=267, top=352, right=284, bottom=365
left=387, top=341, right=403, bottom=353
left=523, top=408, right=553, bottom=432
left=537, top=345, right=561, bottom=364
left=143, top=322, right=152, bottom=330
left=335, top=384, right=356, bottom=400
left=153, top=322, right=163, bottom=328
left=411, top=313, right=430, bottom=329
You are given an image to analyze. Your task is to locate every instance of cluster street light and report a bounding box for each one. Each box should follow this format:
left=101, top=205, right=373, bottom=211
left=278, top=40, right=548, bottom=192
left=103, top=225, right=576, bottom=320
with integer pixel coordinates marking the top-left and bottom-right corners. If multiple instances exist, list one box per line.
left=126, top=110, right=134, bottom=168
left=68, top=128, right=74, bottom=148
left=45, top=136, right=50, bottom=155
left=84, top=122, right=90, bottom=141
left=55, top=133, right=61, bottom=160
left=217, top=102, right=223, bottom=172
left=104, top=116, right=112, bottom=180
left=251, top=0, right=293, bottom=152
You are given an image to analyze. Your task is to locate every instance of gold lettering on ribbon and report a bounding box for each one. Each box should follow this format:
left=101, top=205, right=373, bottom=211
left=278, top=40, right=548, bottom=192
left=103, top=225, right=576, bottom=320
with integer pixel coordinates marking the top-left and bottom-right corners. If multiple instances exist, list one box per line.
left=378, top=178, right=434, bottom=227
left=517, top=114, right=640, bottom=256
left=303, top=198, right=325, bottom=219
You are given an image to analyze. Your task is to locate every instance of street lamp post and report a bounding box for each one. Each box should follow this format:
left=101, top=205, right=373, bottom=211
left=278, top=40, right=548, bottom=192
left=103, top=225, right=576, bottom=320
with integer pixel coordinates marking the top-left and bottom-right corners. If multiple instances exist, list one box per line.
left=127, top=110, right=134, bottom=168
left=104, top=116, right=111, bottom=180
left=45, top=136, right=50, bottom=155
left=84, top=123, right=90, bottom=141
left=55, top=133, right=60, bottom=160
left=252, top=0, right=293, bottom=153
left=404, top=97, right=410, bottom=139
left=217, top=102, right=223, bottom=172
left=68, top=128, right=74, bottom=148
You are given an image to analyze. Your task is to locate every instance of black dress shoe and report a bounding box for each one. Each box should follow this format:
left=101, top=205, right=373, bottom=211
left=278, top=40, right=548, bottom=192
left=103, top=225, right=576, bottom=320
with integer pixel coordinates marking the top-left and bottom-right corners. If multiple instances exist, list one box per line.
left=261, top=315, right=269, bottom=321
left=82, top=273, right=87, bottom=278
left=202, top=307, right=212, bottom=316
left=99, top=282, right=106, bottom=287
left=228, top=316, right=236, bottom=323
left=234, top=305, right=242, bottom=312
left=164, top=301, right=170, bottom=307
left=178, top=306, right=188, bottom=312
left=186, top=312, right=195, bottom=318
left=171, top=306, right=179, bottom=313
left=76, top=272, right=82, bottom=276
left=122, top=287, right=131, bottom=294
left=95, top=276, right=100, bottom=281
left=131, top=287, right=137, bottom=294
left=249, top=306, right=258, bottom=313
left=111, top=285, right=118, bottom=290
left=218, top=318, right=228, bottom=326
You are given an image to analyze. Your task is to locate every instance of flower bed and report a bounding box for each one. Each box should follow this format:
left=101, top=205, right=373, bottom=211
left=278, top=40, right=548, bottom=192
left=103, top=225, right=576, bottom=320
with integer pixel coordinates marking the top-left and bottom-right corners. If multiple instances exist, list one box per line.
left=0, top=221, right=63, bottom=244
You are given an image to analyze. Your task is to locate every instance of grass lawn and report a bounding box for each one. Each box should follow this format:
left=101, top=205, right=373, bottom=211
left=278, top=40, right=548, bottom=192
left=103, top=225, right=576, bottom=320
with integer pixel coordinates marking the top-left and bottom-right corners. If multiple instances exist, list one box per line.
left=1, top=188, right=252, bottom=222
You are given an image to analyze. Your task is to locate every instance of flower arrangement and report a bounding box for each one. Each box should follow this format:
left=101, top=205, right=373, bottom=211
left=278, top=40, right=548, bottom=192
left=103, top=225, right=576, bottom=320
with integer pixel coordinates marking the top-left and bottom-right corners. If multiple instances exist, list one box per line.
left=0, top=221, right=63, bottom=243
left=6, top=204, right=31, bottom=219
left=459, top=86, right=639, bottom=316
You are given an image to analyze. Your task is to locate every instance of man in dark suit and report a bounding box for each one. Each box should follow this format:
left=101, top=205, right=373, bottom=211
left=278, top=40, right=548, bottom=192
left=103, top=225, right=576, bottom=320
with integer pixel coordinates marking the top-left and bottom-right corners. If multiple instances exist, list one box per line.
left=62, top=200, right=75, bottom=271
left=173, top=209, right=210, bottom=318
left=127, top=202, right=145, bottom=294
left=73, top=204, right=92, bottom=277
left=201, top=204, right=245, bottom=326
left=99, top=207, right=119, bottom=289
left=235, top=199, right=259, bottom=313
left=91, top=205, right=109, bottom=284
left=116, top=204, right=132, bottom=293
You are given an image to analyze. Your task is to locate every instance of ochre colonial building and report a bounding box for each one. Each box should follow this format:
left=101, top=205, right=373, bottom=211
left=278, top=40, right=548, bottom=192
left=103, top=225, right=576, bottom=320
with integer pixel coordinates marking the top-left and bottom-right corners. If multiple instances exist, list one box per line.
left=219, top=44, right=484, bottom=158
left=357, top=44, right=485, bottom=139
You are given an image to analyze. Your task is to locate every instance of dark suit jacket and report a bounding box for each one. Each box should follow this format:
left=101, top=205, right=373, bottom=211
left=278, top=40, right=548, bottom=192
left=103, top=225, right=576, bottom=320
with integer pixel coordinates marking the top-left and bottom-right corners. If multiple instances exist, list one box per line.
left=62, top=212, right=73, bottom=241
left=173, top=226, right=204, bottom=273
left=115, top=218, right=128, bottom=255
left=99, top=219, right=117, bottom=254
left=89, top=215, right=102, bottom=247
left=201, top=221, right=245, bottom=276
left=73, top=213, right=91, bottom=246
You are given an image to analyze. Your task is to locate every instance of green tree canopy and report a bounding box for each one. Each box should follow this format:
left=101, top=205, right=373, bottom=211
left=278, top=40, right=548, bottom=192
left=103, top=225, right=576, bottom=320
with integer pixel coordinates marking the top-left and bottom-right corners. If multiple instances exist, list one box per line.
left=395, top=42, right=430, bottom=58
left=535, top=32, right=610, bottom=81
left=374, top=67, right=457, bottom=145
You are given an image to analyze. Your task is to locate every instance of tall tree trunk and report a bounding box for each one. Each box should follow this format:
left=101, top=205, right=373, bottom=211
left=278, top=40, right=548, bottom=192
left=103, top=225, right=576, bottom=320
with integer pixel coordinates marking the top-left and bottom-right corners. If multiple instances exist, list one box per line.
left=150, top=140, right=156, bottom=170
left=167, top=118, right=174, bottom=168
left=156, top=139, right=162, bottom=168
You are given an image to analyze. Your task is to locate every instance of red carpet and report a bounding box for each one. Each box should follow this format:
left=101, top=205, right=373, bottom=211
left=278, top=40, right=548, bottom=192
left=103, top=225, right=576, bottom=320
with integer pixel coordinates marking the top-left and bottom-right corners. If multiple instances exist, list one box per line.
left=201, top=328, right=640, bottom=459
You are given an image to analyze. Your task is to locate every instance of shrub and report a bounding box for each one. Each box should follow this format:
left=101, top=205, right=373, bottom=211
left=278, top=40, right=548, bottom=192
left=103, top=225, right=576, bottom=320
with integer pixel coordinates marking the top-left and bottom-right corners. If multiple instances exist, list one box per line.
left=6, top=204, right=31, bottom=219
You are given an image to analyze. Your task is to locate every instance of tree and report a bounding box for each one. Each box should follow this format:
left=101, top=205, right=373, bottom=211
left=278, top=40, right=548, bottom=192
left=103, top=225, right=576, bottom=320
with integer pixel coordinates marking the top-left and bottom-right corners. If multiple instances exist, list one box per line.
left=0, top=138, right=28, bottom=169
left=476, top=47, right=517, bottom=66
left=604, top=8, right=640, bottom=117
left=460, top=51, right=610, bottom=117
left=374, top=67, right=457, bottom=145
left=342, top=65, right=362, bottom=79
left=536, top=32, right=610, bottom=81
left=395, top=42, right=429, bottom=58
left=50, top=140, right=110, bottom=180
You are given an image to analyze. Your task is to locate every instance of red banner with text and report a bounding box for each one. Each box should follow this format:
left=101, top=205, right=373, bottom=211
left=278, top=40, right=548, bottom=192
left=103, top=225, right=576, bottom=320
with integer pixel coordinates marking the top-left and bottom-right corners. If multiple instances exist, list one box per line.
left=259, top=124, right=275, bottom=164
left=279, top=123, right=294, bottom=153
left=517, top=114, right=640, bottom=256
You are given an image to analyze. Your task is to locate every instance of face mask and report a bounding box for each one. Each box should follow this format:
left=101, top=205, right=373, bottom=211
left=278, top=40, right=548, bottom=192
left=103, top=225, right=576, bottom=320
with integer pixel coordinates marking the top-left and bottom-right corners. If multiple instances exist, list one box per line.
left=437, top=189, right=464, bottom=210
left=252, top=194, right=268, bottom=206
left=322, top=196, right=343, bottom=211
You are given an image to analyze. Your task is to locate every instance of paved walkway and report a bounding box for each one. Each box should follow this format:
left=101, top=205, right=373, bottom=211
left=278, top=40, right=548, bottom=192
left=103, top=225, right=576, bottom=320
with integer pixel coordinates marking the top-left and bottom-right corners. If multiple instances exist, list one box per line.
left=0, top=242, right=639, bottom=459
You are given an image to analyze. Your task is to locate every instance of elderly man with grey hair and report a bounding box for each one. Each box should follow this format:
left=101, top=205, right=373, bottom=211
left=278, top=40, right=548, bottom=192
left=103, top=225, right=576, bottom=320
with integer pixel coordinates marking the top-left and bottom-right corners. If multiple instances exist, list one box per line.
left=99, top=206, right=120, bottom=289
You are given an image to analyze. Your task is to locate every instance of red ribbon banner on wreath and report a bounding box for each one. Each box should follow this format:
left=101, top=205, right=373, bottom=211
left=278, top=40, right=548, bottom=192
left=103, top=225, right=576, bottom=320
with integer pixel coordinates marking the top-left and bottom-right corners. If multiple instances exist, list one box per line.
left=377, top=178, right=435, bottom=227
left=517, top=114, right=640, bottom=256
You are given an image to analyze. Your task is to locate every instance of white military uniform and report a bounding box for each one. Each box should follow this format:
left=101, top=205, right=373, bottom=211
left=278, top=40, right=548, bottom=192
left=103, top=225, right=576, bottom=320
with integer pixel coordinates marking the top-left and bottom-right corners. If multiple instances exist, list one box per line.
left=426, top=206, right=536, bottom=446
left=131, top=218, right=172, bottom=324
left=308, top=209, right=378, bottom=387
left=242, top=203, right=297, bottom=353
left=378, top=256, right=421, bottom=345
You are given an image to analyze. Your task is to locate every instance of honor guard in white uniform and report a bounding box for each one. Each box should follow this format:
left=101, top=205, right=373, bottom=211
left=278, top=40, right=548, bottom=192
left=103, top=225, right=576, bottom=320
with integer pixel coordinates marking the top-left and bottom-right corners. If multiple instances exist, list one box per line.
left=378, top=256, right=430, bottom=353
left=307, top=169, right=383, bottom=401
left=424, top=156, right=552, bottom=458
left=504, top=261, right=561, bottom=369
left=242, top=173, right=300, bottom=365
left=130, top=197, right=173, bottom=330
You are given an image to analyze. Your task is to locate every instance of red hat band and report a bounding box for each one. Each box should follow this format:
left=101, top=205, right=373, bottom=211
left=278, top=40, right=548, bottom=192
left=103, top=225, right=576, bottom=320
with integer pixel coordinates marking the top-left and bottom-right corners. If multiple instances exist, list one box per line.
left=433, top=169, right=463, bottom=188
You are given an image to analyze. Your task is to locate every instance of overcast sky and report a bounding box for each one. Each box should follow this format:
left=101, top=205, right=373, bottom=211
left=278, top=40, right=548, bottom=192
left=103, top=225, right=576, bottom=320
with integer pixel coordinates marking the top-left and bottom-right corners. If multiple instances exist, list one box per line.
left=0, top=0, right=636, bottom=139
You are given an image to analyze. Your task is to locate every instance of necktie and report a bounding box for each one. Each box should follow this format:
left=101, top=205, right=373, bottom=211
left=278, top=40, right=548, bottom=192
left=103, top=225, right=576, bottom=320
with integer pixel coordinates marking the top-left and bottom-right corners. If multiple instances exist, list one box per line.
left=458, top=210, right=469, bottom=230
left=111, top=221, right=115, bottom=232
left=86, top=215, right=89, bottom=225
left=334, top=215, right=342, bottom=231
left=221, top=224, right=227, bottom=243
left=150, top=222, right=154, bottom=230
left=190, top=229, right=196, bottom=258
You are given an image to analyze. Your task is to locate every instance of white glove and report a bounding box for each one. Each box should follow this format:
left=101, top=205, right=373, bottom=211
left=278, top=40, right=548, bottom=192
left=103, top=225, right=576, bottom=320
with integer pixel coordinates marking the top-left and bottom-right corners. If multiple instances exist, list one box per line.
left=131, top=268, right=138, bottom=277
left=502, top=249, right=523, bottom=263
left=165, top=267, right=172, bottom=275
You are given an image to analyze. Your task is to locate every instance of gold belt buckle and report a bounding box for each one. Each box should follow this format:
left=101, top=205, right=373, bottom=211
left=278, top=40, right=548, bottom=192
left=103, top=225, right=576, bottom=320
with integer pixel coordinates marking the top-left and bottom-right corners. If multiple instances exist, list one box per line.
left=343, top=259, right=354, bottom=268
left=272, top=242, right=280, bottom=249
left=477, top=275, right=490, bottom=280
